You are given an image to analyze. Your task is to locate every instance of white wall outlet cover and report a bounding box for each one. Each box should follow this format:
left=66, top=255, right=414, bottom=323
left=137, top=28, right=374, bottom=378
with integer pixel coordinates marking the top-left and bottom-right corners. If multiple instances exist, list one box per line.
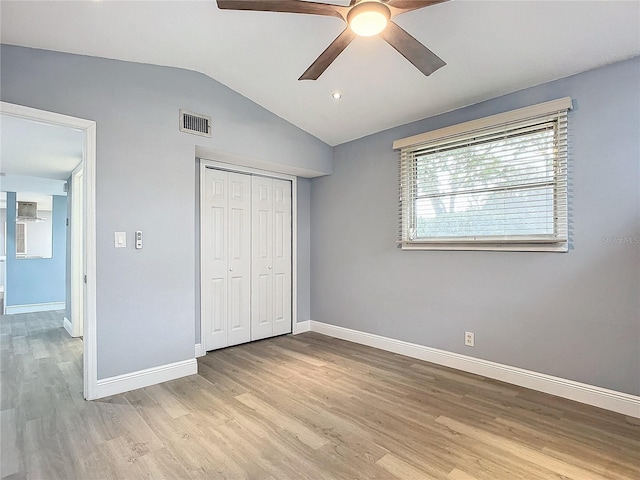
left=464, top=331, right=475, bottom=347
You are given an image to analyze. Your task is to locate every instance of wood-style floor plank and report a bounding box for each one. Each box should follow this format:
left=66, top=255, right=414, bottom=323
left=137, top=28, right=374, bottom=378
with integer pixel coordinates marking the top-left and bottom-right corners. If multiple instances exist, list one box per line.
left=2, top=312, right=639, bottom=479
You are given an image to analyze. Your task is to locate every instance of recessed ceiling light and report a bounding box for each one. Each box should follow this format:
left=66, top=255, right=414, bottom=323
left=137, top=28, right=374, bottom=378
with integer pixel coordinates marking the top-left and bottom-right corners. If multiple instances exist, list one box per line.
left=332, top=92, right=342, bottom=100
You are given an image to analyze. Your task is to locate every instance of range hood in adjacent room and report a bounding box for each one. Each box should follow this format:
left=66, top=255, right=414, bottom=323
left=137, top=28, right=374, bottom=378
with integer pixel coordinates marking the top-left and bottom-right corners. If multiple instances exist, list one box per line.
left=17, top=201, right=46, bottom=222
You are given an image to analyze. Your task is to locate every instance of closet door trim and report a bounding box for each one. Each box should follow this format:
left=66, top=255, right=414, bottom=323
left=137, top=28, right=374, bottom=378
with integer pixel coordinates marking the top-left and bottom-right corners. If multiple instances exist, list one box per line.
left=199, top=159, right=298, bottom=354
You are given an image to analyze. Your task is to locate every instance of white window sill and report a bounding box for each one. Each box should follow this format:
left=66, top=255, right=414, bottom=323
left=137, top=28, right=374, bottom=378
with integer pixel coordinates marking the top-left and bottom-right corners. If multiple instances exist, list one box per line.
left=399, top=242, right=568, bottom=252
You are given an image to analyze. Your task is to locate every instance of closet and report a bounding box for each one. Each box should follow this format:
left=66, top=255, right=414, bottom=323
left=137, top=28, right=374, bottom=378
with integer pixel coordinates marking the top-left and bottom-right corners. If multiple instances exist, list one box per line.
left=201, top=165, right=292, bottom=351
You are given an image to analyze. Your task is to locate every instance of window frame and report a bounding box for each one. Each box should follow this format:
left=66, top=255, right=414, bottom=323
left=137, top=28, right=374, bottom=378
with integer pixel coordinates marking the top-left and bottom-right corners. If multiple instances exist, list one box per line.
left=394, top=98, right=571, bottom=252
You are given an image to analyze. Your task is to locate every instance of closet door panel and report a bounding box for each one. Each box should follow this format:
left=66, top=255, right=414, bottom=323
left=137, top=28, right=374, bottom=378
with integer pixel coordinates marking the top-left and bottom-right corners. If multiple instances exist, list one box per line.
left=273, top=179, right=292, bottom=335
left=251, top=176, right=274, bottom=340
left=227, top=172, right=252, bottom=346
left=202, top=169, right=228, bottom=350
left=210, top=278, right=225, bottom=336
left=274, top=272, right=285, bottom=326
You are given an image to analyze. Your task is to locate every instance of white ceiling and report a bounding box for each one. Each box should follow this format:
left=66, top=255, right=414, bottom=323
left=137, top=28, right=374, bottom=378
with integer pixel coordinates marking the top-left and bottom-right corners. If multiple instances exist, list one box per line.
left=1, top=1, right=639, bottom=146
left=0, top=115, right=84, bottom=180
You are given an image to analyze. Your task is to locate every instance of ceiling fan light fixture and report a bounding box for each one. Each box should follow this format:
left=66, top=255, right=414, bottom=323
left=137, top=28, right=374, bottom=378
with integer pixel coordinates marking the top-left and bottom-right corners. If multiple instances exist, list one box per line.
left=216, top=0, right=448, bottom=81
left=347, top=1, right=391, bottom=37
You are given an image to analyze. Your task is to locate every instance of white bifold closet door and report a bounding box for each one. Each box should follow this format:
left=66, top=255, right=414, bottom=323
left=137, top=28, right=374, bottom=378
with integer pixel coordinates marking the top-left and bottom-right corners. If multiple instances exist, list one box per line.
left=202, top=169, right=252, bottom=350
left=202, top=167, right=292, bottom=351
left=251, top=176, right=292, bottom=340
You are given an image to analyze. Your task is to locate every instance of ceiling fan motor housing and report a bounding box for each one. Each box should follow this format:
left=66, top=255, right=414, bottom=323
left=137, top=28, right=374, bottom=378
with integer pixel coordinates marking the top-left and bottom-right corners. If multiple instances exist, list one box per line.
left=347, top=1, right=391, bottom=37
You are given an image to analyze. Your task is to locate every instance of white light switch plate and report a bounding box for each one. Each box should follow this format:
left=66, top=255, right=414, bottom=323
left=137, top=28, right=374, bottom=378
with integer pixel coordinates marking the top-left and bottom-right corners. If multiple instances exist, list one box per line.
left=114, top=231, right=126, bottom=248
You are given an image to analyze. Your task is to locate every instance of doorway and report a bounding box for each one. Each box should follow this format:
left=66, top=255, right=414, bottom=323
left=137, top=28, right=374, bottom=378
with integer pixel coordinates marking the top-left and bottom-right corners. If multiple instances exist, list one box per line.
left=0, top=102, right=97, bottom=400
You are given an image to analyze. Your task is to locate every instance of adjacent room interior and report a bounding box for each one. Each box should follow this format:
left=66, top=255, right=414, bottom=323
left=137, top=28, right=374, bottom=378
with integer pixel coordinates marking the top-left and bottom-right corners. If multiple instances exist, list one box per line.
left=1, top=1, right=638, bottom=479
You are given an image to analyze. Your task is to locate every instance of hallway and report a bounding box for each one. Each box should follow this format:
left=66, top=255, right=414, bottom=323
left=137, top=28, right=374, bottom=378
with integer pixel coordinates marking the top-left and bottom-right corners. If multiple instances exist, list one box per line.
left=0, top=310, right=83, bottom=477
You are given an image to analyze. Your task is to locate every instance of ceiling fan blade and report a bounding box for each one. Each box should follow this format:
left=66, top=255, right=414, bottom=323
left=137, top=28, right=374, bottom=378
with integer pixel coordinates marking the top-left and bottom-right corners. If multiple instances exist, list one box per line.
left=216, top=0, right=345, bottom=19
left=387, top=0, right=448, bottom=13
left=379, top=21, right=445, bottom=76
left=299, top=28, right=356, bottom=80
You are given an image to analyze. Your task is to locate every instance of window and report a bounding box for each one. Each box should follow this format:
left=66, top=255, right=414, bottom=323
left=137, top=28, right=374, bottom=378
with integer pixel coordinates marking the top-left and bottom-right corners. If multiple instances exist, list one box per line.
left=394, top=98, right=571, bottom=252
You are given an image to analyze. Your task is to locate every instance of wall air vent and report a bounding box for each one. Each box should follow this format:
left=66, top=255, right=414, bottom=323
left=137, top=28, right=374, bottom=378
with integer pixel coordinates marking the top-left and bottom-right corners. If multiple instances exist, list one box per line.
left=180, top=109, right=211, bottom=137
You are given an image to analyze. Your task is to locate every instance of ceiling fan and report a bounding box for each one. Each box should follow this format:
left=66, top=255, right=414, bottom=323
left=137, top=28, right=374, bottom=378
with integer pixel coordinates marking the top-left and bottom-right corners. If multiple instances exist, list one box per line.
left=216, top=0, right=448, bottom=80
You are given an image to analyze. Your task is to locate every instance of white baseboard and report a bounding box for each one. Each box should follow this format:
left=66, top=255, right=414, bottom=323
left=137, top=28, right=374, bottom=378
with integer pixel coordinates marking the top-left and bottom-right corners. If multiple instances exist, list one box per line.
left=5, top=301, right=65, bottom=315
left=63, top=316, right=82, bottom=338
left=308, top=320, right=640, bottom=418
left=195, top=343, right=205, bottom=358
left=293, top=320, right=310, bottom=334
left=95, top=359, right=198, bottom=399
left=63, top=316, right=73, bottom=337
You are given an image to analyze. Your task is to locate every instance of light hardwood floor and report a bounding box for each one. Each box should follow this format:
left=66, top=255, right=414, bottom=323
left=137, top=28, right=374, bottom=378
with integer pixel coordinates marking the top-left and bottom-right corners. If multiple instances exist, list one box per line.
left=1, top=311, right=639, bottom=479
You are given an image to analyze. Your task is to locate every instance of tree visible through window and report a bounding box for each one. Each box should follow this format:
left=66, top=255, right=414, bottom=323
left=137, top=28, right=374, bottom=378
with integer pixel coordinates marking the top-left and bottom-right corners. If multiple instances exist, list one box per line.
left=396, top=99, right=570, bottom=251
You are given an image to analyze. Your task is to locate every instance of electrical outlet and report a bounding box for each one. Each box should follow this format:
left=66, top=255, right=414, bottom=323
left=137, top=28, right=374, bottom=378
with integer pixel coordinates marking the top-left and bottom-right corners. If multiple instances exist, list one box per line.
left=464, top=331, right=475, bottom=347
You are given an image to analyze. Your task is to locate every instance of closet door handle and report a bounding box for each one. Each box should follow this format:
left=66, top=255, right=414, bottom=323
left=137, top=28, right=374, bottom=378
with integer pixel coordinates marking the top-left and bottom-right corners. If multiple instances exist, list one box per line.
left=229, top=268, right=233, bottom=271
left=268, top=266, right=272, bottom=269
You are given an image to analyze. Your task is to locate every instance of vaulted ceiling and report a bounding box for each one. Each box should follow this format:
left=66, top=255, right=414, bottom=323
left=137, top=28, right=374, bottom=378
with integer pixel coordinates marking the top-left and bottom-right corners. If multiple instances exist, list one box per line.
left=1, top=1, right=639, bottom=146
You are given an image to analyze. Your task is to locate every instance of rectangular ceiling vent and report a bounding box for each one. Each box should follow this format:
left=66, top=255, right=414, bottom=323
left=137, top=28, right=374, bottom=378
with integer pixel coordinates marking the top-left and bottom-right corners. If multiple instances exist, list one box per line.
left=180, top=109, right=211, bottom=137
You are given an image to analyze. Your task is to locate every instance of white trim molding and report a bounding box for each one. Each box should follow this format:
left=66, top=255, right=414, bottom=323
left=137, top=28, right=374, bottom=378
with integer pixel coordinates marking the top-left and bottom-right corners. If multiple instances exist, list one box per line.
left=195, top=343, right=205, bottom=358
left=5, top=302, right=65, bottom=315
left=95, top=359, right=198, bottom=399
left=63, top=316, right=73, bottom=337
left=293, top=320, right=311, bottom=334
left=308, top=321, right=640, bottom=418
left=70, top=163, right=84, bottom=339
left=393, top=97, right=573, bottom=150
left=197, top=147, right=329, bottom=179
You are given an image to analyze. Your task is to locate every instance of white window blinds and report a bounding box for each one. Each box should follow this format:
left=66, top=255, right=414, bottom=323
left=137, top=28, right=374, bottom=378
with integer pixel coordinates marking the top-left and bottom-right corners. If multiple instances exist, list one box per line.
left=394, top=98, right=571, bottom=251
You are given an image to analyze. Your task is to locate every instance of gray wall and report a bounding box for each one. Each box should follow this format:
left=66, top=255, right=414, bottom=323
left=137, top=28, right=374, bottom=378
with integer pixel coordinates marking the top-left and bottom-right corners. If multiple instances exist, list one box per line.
left=311, top=57, right=640, bottom=396
left=297, top=178, right=311, bottom=323
left=1, top=45, right=331, bottom=379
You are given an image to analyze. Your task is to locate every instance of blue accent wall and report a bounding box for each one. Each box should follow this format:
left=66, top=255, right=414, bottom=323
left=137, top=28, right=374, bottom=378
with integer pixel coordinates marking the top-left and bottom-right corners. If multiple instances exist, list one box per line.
left=5, top=194, right=67, bottom=307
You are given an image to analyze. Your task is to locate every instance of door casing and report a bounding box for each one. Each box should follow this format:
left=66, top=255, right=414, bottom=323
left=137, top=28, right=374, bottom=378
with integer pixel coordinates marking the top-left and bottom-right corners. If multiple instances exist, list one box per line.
left=70, top=163, right=84, bottom=338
